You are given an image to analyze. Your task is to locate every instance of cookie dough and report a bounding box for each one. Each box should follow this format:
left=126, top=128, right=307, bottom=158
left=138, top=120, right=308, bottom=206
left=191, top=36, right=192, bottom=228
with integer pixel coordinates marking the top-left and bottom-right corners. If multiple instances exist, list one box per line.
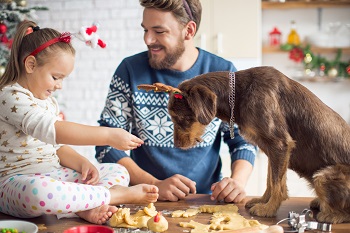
left=179, top=204, right=268, bottom=232
left=147, top=212, right=168, bottom=232
left=109, top=203, right=157, bottom=228
left=172, top=208, right=200, bottom=217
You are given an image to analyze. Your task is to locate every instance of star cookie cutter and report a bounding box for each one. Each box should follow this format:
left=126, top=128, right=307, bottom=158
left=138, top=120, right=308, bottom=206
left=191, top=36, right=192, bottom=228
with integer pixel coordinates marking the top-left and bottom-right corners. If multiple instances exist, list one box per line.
left=276, top=209, right=332, bottom=233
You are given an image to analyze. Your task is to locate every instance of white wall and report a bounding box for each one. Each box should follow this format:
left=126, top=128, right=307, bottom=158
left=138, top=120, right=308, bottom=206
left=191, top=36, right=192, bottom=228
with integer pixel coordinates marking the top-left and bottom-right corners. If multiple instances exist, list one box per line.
left=29, top=1, right=350, bottom=197
left=29, top=0, right=146, bottom=159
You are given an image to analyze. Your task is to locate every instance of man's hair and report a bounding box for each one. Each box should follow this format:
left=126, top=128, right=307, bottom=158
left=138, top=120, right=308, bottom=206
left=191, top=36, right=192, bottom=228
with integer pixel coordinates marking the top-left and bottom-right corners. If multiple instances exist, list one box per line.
left=139, top=0, right=202, bottom=33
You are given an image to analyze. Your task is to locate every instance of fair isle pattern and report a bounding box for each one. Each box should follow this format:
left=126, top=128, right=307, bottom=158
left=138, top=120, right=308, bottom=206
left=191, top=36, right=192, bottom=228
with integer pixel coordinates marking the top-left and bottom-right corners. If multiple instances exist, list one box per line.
left=102, top=76, right=133, bottom=127
left=102, top=76, right=221, bottom=148
left=134, top=92, right=221, bottom=147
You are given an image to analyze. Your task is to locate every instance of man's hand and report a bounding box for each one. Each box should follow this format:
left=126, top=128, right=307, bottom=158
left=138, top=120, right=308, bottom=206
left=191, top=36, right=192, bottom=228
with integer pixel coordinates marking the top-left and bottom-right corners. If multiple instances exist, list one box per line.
left=210, top=177, right=246, bottom=203
left=155, top=174, right=196, bottom=201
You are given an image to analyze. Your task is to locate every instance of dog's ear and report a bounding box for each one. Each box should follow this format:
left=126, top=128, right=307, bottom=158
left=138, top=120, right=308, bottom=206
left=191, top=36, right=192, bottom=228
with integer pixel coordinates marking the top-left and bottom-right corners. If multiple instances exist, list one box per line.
left=186, top=85, right=217, bottom=125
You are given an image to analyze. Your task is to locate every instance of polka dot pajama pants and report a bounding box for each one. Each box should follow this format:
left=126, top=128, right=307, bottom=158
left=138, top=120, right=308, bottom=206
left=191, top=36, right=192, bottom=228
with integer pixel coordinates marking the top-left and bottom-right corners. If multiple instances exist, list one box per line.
left=0, top=163, right=129, bottom=218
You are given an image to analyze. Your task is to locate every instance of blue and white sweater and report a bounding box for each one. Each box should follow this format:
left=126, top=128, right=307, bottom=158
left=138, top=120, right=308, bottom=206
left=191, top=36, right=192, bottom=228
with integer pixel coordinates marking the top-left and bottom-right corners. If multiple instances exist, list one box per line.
left=96, top=48, right=256, bottom=194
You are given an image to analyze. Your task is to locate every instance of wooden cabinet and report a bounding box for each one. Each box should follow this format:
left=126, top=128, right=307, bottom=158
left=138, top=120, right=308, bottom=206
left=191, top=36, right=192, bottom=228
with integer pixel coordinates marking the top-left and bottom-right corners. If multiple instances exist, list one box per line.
left=194, top=0, right=261, bottom=59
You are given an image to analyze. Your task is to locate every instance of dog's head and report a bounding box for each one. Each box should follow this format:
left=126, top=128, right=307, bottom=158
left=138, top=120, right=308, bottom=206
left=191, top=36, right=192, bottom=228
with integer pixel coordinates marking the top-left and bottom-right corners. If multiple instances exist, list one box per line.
left=138, top=82, right=217, bottom=149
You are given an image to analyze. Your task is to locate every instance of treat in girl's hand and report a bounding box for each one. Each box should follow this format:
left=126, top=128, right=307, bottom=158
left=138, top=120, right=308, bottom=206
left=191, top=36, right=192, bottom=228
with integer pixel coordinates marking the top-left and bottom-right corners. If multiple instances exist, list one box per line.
left=147, top=212, right=168, bottom=232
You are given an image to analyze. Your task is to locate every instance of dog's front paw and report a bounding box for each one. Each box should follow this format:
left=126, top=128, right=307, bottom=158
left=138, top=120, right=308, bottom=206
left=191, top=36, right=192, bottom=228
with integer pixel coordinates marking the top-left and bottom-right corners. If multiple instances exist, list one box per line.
left=316, top=211, right=350, bottom=224
left=310, top=198, right=320, bottom=210
left=248, top=203, right=278, bottom=217
left=245, top=197, right=266, bottom=209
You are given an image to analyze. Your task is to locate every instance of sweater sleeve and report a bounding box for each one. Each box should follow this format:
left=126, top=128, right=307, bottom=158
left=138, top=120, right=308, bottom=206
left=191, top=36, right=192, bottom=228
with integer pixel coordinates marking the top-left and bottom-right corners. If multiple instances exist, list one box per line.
left=221, top=123, right=256, bottom=166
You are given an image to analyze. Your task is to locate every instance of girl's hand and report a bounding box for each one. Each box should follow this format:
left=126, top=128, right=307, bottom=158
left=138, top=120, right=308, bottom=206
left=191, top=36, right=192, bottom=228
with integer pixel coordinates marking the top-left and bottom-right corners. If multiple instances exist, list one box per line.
left=108, top=128, right=144, bottom=151
left=81, top=160, right=99, bottom=185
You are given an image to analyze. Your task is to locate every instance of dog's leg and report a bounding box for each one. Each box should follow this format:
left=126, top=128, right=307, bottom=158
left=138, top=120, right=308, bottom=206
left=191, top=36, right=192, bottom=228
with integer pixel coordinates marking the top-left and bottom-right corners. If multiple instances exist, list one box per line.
left=246, top=156, right=289, bottom=217
left=245, top=134, right=294, bottom=217
left=245, top=163, right=273, bottom=208
left=313, top=164, right=350, bottom=223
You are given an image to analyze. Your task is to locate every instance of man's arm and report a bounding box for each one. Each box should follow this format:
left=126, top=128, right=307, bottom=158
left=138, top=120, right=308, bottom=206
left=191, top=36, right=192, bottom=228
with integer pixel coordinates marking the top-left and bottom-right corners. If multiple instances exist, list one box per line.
left=231, top=159, right=253, bottom=189
left=210, top=124, right=256, bottom=203
left=118, top=157, right=196, bottom=202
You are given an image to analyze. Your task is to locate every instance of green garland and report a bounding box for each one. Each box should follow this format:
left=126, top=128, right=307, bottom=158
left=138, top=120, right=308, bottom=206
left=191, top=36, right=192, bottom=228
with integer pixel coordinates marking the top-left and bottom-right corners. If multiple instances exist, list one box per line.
left=281, top=43, right=350, bottom=78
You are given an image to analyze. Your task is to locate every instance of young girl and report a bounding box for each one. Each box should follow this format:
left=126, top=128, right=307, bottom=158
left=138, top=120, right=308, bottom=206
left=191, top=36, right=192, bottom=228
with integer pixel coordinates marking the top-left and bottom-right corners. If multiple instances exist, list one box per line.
left=0, top=20, right=159, bottom=225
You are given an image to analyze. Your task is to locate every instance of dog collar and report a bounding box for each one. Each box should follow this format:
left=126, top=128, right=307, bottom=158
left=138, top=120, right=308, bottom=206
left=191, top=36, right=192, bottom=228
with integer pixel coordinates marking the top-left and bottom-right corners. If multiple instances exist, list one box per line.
left=229, top=72, right=236, bottom=139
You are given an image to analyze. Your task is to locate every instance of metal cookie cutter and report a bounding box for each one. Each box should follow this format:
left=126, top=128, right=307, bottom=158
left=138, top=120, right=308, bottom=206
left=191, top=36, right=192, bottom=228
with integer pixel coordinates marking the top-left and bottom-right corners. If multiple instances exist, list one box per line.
left=276, top=208, right=332, bottom=233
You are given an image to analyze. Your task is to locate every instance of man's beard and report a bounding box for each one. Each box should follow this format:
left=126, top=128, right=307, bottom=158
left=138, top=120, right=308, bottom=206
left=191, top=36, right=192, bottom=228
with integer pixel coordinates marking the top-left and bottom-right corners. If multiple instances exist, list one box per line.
left=148, top=40, right=185, bottom=70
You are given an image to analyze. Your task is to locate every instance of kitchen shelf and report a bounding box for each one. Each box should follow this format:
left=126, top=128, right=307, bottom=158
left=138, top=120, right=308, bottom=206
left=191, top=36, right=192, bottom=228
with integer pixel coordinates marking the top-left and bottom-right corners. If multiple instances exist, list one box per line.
left=262, top=1, right=350, bottom=9
left=262, top=45, right=350, bottom=54
left=296, top=75, right=348, bottom=82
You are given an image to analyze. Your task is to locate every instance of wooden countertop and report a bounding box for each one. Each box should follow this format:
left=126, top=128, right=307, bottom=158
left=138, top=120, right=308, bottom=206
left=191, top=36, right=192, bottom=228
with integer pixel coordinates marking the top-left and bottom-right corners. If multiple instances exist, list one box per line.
left=0, top=194, right=349, bottom=232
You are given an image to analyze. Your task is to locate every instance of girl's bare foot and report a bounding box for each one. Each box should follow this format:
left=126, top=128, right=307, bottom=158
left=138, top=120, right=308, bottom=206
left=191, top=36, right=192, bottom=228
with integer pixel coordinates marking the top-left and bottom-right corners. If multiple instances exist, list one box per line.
left=109, top=184, right=159, bottom=205
left=76, top=204, right=118, bottom=225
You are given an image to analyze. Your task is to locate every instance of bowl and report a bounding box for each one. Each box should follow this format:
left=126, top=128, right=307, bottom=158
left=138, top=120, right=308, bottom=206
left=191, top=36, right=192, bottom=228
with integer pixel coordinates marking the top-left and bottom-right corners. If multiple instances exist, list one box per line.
left=0, top=220, right=38, bottom=233
left=63, top=225, right=114, bottom=233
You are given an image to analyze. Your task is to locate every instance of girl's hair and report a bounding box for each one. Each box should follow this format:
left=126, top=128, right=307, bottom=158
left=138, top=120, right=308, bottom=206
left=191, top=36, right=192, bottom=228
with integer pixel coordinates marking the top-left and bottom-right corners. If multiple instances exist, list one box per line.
left=139, top=0, right=202, bottom=33
left=0, top=20, right=75, bottom=89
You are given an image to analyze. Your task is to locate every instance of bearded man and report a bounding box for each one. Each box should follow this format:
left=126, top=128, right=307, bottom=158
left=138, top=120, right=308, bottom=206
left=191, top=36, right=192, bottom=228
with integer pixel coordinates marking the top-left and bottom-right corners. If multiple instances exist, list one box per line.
left=96, top=0, right=256, bottom=203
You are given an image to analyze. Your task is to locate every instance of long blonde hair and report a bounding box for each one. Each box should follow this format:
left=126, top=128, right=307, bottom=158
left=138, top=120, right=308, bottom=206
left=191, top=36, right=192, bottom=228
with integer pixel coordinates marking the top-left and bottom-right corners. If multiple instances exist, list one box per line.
left=0, top=20, right=75, bottom=89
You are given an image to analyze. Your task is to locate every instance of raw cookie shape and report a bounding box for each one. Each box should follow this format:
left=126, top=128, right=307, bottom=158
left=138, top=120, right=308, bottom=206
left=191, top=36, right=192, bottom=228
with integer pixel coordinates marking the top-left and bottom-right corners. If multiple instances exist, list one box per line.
left=109, top=203, right=158, bottom=228
left=109, top=208, right=132, bottom=227
left=180, top=220, right=211, bottom=233
left=147, top=212, right=169, bottom=232
left=180, top=204, right=268, bottom=232
left=199, top=204, right=239, bottom=213
left=209, top=212, right=268, bottom=230
left=144, top=203, right=158, bottom=217
left=172, top=208, right=200, bottom=217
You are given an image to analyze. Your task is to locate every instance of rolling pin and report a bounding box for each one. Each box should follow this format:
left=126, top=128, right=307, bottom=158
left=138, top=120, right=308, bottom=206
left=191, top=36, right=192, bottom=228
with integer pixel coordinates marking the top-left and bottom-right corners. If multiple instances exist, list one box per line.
left=219, top=225, right=283, bottom=233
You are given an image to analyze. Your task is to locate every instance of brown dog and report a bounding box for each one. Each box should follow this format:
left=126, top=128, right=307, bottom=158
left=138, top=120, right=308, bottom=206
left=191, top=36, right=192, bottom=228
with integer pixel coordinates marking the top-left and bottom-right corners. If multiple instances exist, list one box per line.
left=137, top=66, right=350, bottom=224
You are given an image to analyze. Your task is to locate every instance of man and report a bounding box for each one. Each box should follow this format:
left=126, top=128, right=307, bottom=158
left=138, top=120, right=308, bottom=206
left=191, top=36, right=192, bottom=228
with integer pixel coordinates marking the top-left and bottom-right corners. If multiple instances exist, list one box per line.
left=96, top=0, right=256, bottom=202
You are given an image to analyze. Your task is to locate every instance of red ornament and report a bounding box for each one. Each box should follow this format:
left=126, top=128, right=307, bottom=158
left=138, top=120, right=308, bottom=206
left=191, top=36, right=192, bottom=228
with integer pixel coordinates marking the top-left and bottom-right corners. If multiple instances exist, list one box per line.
left=269, top=27, right=282, bottom=46
left=346, top=65, right=350, bottom=75
left=0, top=34, right=9, bottom=43
left=320, top=63, right=326, bottom=71
left=289, top=47, right=304, bottom=63
left=0, top=22, right=7, bottom=34
left=0, top=22, right=9, bottom=44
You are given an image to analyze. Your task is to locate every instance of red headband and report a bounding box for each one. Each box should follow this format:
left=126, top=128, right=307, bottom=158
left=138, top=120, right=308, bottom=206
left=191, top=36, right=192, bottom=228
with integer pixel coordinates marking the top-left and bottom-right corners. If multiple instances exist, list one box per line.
left=23, top=32, right=71, bottom=63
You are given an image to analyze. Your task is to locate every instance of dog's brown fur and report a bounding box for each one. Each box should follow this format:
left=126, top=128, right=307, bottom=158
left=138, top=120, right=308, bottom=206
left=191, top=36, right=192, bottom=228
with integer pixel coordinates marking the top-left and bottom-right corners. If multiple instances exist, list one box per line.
left=167, top=66, right=350, bottom=224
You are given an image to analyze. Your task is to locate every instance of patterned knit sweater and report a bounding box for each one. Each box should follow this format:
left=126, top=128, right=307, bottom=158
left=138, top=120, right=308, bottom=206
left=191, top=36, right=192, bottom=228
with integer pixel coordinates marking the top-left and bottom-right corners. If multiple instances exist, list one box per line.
left=96, top=48, right=256, bottom=194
